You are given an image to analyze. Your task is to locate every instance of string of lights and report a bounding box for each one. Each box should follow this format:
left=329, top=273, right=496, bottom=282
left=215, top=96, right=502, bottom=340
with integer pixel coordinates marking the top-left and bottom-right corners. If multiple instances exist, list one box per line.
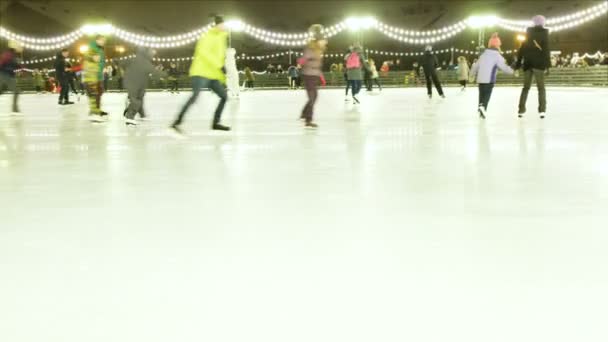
left=21, top=47, right=522, bottom=65
left=2, top=2, right=605, bottom=50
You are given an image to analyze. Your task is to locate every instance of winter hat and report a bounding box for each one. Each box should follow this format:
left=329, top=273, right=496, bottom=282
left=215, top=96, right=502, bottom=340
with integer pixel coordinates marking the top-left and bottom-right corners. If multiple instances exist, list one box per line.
left=308, top=24, right=324, bottom=40
left=532, top=15, right=546, bottom=27
left=425, top=45, right=433, bottom=52
left=213, top=15, right=224, bottom=25
left=488, top=32, right=502, bottom=49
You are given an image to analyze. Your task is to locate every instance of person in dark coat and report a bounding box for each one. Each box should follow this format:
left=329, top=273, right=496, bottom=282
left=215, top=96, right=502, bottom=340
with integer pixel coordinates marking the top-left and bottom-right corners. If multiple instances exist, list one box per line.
left=421, top=45, right=445, bottom=98
left=0, top=40, right=23, bottom=114
left=167, top=62, right=180, bottom=93
left=123, top=47, right=157, bottom=125
left=516, top=15, right=550, bottom=118
left=54, top=48, right=73, bottom=105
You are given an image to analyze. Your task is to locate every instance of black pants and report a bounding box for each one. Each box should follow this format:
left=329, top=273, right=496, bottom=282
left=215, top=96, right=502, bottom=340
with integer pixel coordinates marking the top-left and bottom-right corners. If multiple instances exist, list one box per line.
left=424, top=69, right=444, bottom=96
left=301, top=75, right=319, bottom=123
left=518, top=69, right=547, bottom=113
left=246, top=80, right=254, bottom=88
left=173, top=76, right=227, bottom=127
left=459, top=80, right=467, bottom=87
left=289, top=77, right=298, bottom=88
left=125, top=87, right=146, bottom=119
left=58, top=75, right=70, bottom=103
left=478, top=83, right=494, bottom=110
left=169, top=79, right=179, bottom=92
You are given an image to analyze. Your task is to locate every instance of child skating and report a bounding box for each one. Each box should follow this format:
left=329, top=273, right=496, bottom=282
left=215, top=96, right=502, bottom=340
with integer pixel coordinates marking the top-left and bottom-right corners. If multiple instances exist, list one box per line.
left=469, top=33, right=515, bottom=119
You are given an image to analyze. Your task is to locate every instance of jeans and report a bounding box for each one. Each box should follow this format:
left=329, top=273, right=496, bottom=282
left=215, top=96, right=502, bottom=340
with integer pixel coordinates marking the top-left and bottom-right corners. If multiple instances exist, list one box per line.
left=518, top=68, right=547, bottom=113
left=58, top=75, right=70, bottom=103
left=173, top=76, right=227, bottom=127
left=125, top=87, right=146, bottom=119
left=424, top=69, right=444, bottom=96
left=478, top=83, right=495, bottom=110
left=0, top=73, right=19, bottom=112
left=301, top=75, right=319, bottom=123
left=348, top=80, right=362, bottom=97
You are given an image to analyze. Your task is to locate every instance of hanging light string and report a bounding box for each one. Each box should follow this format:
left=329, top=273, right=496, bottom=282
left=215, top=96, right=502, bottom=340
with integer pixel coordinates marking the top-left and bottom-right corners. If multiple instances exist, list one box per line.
left=498, top=1, right=608, bottom=32
left=21, top=47, right=524, bottom=65
left=2, top=2, right=606, bottom=50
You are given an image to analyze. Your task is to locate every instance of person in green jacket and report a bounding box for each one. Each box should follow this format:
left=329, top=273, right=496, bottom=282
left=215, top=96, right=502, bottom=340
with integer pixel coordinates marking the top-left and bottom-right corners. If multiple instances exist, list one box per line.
left=83, top=35, right=107, bottom=121
left=170, top=15, right=230, bottom=136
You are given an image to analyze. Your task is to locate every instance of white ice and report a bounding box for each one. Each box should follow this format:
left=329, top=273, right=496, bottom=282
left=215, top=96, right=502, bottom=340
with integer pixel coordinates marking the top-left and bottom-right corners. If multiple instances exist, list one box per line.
left=1, top=87, right=608, bottom=342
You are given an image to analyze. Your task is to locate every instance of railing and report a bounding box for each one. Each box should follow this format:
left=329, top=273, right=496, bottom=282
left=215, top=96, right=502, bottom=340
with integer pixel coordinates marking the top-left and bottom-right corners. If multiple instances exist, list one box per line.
left=14, top=66, right=608, bottom=92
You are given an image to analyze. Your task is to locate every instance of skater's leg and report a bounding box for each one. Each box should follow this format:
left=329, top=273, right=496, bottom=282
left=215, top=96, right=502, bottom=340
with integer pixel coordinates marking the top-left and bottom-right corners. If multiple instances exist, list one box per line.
left=6, top=77, right=20, bottom=112
left=208, top=79, right=228, bottom=125
left=125, top=88, right=141, bottom=120
left=172, top=76, right=204, bottom=127
left=534, top=69, right=547, bottom=113
left=431, top=71, right=444, bottom=96
left=301, top=75, right=318, bottom=122
left=479, top=83, right=494, bottom=110
left=518, top=69, right=533, bottom=113
left=424, top=73, right=432, bottom=95
left=86, top=82, right=101, bottom=114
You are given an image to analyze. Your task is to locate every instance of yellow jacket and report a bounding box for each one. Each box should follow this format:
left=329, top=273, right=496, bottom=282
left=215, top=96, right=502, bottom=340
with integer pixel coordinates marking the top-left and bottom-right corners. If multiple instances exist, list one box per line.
left=189, top=27, right=228, bottom=82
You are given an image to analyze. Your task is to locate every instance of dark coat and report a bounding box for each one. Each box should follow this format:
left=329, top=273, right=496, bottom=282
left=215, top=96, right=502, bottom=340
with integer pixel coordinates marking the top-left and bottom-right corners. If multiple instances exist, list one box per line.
left=517, top=26, right=550, bottom=71
left=54, top=52, right=68, bottom=79
left=124, top=48, right=156, bottom=90
left=0, top=49, right=21, bottom=77
left=421, top=52, right=439, bottom=73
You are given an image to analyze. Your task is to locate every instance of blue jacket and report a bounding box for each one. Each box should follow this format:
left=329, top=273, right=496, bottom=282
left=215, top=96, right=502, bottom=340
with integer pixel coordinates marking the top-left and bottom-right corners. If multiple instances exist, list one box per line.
left=470, top=48, right=514, bottom=84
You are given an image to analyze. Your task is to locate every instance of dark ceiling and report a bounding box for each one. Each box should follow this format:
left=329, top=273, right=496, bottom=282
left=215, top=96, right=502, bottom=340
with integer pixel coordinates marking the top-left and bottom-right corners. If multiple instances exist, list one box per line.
left=1, top=0, right=607, bottom=58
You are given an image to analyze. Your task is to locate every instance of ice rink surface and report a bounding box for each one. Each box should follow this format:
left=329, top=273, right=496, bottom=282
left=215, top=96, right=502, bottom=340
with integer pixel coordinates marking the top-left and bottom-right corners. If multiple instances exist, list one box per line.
left=1, top=87, right=608, bottom=341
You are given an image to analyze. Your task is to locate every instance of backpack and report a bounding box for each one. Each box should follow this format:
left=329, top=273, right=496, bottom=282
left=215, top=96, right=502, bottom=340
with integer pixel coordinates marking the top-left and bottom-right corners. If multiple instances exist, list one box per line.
left=346, top=53, right=361, bottom=69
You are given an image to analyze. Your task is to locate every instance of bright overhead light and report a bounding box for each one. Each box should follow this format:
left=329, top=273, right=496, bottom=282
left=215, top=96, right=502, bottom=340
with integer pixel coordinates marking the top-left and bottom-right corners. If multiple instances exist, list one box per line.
left=225, top=19, right=244, bottom=32
left=467, top=15, right=498, bottom=28
left=516, top=34, right=526, bottom=42
left=81, top=23, right=114, bottom=35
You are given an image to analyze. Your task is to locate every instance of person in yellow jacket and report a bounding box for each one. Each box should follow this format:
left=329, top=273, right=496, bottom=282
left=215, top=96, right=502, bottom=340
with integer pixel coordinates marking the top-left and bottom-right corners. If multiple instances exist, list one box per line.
left=170, top=15, right=230, bottom=136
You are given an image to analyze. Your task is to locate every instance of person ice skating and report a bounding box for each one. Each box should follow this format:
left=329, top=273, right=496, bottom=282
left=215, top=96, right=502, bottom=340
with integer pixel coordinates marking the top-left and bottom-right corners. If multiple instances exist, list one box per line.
left=297, top=24, right=327, bottom=129
left=244, top=67, right=255, bottom=89
left=368, top=59, right=382, bottom=91
left=457, top=56, right=470, bottom=90
left=0, top=40, right=23, bottom=115
left=33, top=69, right=44, bottom=94
left=55, top=48, right=74, bottom=105
left=170, top=15, right=231, bottom=137
left=123, top=47, right=158, bottom=126
left=469, top=33, right=515, bottom=119
left=344, top=44, right=366, bottom=104
left=84, top=35, right=107, bottom=122
left=516, top=15, right=550, bottom=119
left=421, top=45, right=445, bottom=98
left=225, top=48, right=240, bottom=98
left=287, top=64, right=298, bottom=89
left=167, top=62, right=180, bottom=93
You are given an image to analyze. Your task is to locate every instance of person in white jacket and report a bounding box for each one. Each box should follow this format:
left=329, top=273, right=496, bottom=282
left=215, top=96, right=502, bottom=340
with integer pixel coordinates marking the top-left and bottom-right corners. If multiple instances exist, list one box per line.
left=457, top=56, right=469, bottom=91
left=225, top=48, right=240, bottom=98
left=469, top=33, right=515, bottom=119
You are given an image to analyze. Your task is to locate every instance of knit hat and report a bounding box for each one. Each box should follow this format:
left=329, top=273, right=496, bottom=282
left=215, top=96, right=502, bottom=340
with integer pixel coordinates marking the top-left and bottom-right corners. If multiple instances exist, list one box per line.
left=213, top=15, right=224, bottom=25
left=309, top=24, right=324, bottom=40
left=532, top=15, right=546, bottom=27
left=488, top=33, right=502, bottom=49
left=425, top=45, right=432, bottom=52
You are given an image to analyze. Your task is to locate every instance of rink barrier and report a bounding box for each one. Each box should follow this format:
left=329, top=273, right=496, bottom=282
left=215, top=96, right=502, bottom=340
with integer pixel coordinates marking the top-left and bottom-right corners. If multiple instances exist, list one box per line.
left=13, top=66, right=608, bottom=92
